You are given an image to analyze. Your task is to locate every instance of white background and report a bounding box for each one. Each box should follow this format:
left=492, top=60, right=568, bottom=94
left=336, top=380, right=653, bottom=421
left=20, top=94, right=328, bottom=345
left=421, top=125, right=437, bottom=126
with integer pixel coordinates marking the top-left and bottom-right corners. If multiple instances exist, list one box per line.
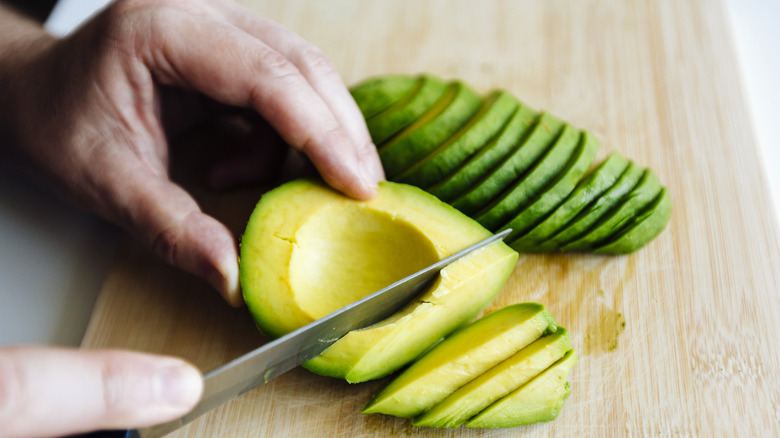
left=1, top=0, right=778, bottom=346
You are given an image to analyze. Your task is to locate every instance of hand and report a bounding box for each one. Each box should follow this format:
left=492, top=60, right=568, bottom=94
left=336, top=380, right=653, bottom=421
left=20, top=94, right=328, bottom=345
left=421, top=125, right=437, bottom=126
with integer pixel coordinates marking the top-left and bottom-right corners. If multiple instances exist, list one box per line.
left=0, top=0, right=385, bottom=306
left=0, top=346, right=203, bottom=438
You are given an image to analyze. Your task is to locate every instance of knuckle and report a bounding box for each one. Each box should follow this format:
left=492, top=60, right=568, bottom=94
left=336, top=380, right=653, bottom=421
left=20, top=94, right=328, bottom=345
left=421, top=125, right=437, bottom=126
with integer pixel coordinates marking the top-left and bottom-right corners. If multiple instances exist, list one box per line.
left=151, top=225, right=180, bottom=267
left=296, top=46, right=337, bottom=76
left=255, top=47, right=300, bottom=81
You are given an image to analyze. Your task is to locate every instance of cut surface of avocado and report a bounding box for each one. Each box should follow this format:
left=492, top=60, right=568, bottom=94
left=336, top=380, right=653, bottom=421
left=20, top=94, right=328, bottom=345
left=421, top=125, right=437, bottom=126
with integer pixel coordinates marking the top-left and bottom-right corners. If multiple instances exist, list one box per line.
left=396, top=90, right=519, bottom=187
left=537, top=160, right=644, bottom=252
left=413, top=328, right=571, bottom=428
left=466, top=349, right=578, bottom=428
left=594, top=187, right=671, bottom=253
left=500, top=131, right=599, bottom=243
left=379, top=82, right=483, bottom=178
left=351, top=75, right=419, bottom=119
left=475, top=123, right=581, bottom=231
left=240, top=179, right=517, bottom=382
left=562, top=168, right=663, bottom=251
left=428, top=104, right=539, bottom=202
left=452, top=112, right=565, bottom=217
left=367, top=75, right=448, bottom=145
left=362, top=303, right=557, bottom=418
left=511, top=151, right=630, bottom=251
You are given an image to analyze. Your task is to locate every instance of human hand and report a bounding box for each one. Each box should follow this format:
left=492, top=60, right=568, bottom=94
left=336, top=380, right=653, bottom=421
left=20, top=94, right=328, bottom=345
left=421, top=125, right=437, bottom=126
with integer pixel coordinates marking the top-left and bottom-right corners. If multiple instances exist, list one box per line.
left=0, top=0, right=384, bottom=306
left=0, top=346, right=203, bottom=438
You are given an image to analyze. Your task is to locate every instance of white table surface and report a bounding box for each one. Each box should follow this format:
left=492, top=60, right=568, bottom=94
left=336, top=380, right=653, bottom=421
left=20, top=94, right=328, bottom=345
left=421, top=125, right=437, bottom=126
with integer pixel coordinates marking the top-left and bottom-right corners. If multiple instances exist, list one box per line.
left=1, top=0, right=778, bottom=347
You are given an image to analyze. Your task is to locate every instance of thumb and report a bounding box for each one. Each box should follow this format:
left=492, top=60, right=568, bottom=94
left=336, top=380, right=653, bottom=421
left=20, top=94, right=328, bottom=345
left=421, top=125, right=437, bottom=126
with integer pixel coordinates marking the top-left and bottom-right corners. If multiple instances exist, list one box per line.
left=0, top=346, right=203, bottom=438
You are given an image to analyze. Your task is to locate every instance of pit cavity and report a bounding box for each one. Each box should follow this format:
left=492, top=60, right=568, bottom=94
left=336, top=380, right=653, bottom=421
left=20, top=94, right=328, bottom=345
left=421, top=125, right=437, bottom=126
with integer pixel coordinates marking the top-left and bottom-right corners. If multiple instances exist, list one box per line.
left=289, top=204, right=440, bottom=319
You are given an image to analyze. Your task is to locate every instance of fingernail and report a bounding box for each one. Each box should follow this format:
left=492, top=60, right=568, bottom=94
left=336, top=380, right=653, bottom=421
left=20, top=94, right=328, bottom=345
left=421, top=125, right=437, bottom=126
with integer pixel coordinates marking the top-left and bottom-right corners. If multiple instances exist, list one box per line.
left=154, top=363, right=203, bottom=408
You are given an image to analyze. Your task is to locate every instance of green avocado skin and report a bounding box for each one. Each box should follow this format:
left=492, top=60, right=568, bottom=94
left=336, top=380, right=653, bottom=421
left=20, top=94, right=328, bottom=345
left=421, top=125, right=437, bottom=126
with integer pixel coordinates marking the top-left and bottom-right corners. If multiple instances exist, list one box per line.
left=352, top=73, right=671, bottom=254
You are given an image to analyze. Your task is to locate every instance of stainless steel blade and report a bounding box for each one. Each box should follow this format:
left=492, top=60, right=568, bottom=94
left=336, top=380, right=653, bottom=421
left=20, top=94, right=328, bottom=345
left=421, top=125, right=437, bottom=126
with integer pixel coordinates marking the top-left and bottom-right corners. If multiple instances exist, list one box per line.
left=133, top=229, right=511, bottom=438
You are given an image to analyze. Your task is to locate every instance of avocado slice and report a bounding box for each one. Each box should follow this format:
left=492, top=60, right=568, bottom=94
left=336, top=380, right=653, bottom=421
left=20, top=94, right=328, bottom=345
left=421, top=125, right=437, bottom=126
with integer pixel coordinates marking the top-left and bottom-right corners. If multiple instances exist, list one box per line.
left=594, top=187, right=672, bottom=253
left=395, top=90, right=519, bottom=187
left=350, top=75, right=419, bottom=119
left=451, top=112, right=565, bottom=217
left=362, top=303, right=557, bottom=418
left=561, top=168, right=663, bottom=251
left=428, top=104, right=539, bottom=202
left=366, top=75, right=448, bottom=145
left=413, top=328, right=571, bottom=428
left=240, top=179, right=518, bottom=382
left=474, top=123, right=581, bottom=231
left=379, top=81, right=483, bottom=178
left=466, top=349, right=578, bottom=428
left=500, top=131, right=599, bottom=243
left=536, top=160, right=644, bottom=252
left=510, top=151, right=630, bottom=252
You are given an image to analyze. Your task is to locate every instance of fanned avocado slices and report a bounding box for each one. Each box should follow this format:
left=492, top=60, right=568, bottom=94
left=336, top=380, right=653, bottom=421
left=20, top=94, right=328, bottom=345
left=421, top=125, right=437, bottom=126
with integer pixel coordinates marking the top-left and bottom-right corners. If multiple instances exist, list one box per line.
left=594, top=187, right=672, bottom=253
left=351, top=75, right=419, bottom=119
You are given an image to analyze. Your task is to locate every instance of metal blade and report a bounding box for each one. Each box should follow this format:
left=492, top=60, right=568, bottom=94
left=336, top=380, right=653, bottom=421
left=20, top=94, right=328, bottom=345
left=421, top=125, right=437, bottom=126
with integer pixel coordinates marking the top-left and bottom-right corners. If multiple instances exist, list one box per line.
left=133, top=229, right=511, bottom=437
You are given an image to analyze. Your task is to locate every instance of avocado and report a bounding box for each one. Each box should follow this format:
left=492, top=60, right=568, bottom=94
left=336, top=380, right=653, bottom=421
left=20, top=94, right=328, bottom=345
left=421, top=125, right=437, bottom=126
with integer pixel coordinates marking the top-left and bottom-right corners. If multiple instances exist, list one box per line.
left=510, top=151, right=630, bottom=251
left=594, top=187, right=671, bottom=253
left=413, top=328, right=571, bottom=428
left=396, top=90, right=519, bottom=187
left=500, top=131, right=599, bottom=243
left=561, top=168, right=663, bottom=251
left=428, top=104, right=539, bottom=202
left=379, top=81, right=483, bottom=178
left=366, top=75, right=448, bottom=145
left=466, top=349, right=578, bottom=428
left=474, top=123, right=581, bottom=231
left=350, top=75, right=419, bottom=119
left=362, top=303, right=557, bottom=417
left=240, top=179, right=518, bottom=382
left=536, top=160, right=644, bottom=252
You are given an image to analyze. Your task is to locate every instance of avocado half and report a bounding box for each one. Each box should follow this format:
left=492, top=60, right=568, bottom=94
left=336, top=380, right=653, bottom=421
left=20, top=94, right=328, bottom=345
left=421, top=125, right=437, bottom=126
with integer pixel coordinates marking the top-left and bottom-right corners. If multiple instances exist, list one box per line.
left=239, top=179, right=518, bottom=383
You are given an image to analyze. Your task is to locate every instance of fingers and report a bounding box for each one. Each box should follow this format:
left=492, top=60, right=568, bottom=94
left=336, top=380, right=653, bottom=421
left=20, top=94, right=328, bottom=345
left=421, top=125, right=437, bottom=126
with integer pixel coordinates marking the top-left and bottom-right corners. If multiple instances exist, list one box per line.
left=134, top=4, right=383, bottom=199
left=0, top=346, right=202, bottom=438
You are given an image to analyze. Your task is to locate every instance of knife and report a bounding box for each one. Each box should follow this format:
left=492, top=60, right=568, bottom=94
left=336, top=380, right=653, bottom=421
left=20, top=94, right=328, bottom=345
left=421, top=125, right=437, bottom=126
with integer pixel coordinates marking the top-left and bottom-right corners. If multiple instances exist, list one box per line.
left=75, top=229, right=511, bottom=438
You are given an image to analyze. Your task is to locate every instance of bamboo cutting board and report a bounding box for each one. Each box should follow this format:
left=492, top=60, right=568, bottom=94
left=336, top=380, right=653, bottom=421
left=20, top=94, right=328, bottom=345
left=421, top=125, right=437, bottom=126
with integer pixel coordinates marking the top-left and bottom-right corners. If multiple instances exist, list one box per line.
left=81, top=0, right=780, bottom=436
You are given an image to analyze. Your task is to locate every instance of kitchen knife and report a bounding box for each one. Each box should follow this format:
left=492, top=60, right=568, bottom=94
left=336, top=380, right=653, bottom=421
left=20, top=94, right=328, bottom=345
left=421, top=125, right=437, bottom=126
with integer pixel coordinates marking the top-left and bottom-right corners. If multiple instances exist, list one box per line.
left=75, top=229, right=511, bottom=438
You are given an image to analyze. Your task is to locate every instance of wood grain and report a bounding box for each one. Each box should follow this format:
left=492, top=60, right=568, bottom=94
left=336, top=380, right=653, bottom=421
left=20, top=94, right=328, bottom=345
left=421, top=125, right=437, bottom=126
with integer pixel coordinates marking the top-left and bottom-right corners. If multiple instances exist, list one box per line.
left=81, top=0, right=780, bottom=436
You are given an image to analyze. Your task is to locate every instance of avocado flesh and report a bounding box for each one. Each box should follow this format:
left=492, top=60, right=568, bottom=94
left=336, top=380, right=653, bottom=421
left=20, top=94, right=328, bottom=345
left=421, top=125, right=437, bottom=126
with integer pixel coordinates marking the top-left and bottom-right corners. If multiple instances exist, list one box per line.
left=351, top=75, right=419, bottom=119
left=466, top=349, right=578, bottom=428
left=475, top=123, right=581, bottom=231
left=536, top=160, right=644, bottom=252
left=452, top=112, right=565, bottom=217
left=396, top=90, right=519, bottom=187
left=562, top=168, right=663, bottom=251
left=413, top=328, right=570, bottom=428
left=362, top=303, right=557, bottom=418
left=594, top=187, right=671, bottom=253
left=367, top=75, right=448, bottom=145
left=428, top=104, right=539, bottom=202
left=240, top=179, right=517, bottom=381
left=500, top=131, right=599, bottom=243
left=510, top=151, right=630, bottom=251
left=379, top=82, right=483, bottom=178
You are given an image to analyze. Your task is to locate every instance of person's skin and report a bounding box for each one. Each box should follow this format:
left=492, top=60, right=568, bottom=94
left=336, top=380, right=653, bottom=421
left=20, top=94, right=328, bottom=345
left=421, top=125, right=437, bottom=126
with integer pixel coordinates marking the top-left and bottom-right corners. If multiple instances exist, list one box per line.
left=0, top=0, right=384, bottom=436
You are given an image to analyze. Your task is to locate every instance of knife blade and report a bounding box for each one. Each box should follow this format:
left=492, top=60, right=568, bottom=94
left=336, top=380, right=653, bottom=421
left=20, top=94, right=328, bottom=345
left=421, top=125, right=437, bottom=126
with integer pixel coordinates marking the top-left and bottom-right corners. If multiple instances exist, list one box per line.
left=80, top=229, right=511, bottom=438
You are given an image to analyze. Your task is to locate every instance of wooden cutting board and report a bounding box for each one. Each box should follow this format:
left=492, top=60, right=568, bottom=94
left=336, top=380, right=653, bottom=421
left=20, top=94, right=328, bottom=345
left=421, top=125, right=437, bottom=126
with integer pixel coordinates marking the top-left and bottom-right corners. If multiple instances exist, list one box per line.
left=81, top=0, right=780, bottom=436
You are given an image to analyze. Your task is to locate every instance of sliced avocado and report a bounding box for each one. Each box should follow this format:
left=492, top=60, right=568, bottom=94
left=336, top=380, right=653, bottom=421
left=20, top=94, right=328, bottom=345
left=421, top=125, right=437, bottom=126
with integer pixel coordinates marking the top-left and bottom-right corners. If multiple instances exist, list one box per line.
left=413, top=328, right=571, bottom=428
left=466, top=349, right=578, bottom=428
left=474, top=123, right=581, bottom=231
left=379, top=81, right=483, bottom=178
left=510, top=151, right=630, bottom=252
left=500, top=131, right=599, bottom=243
left=395, top=90, right=519, bottom=187
left=362, top=303, right=557, bottom=418
left=561, top=168, right=663, bottom=251
left=428, top=104, right=539, bottom=202
left=594, top=187, right=671, bottom=253
left=451, top=112, right=565, bottom=217
left=366, top=75, right=448, bottom=145
left=350, top=75, right=419, bottom=119
left=536, top=160, right=644, bottom=252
